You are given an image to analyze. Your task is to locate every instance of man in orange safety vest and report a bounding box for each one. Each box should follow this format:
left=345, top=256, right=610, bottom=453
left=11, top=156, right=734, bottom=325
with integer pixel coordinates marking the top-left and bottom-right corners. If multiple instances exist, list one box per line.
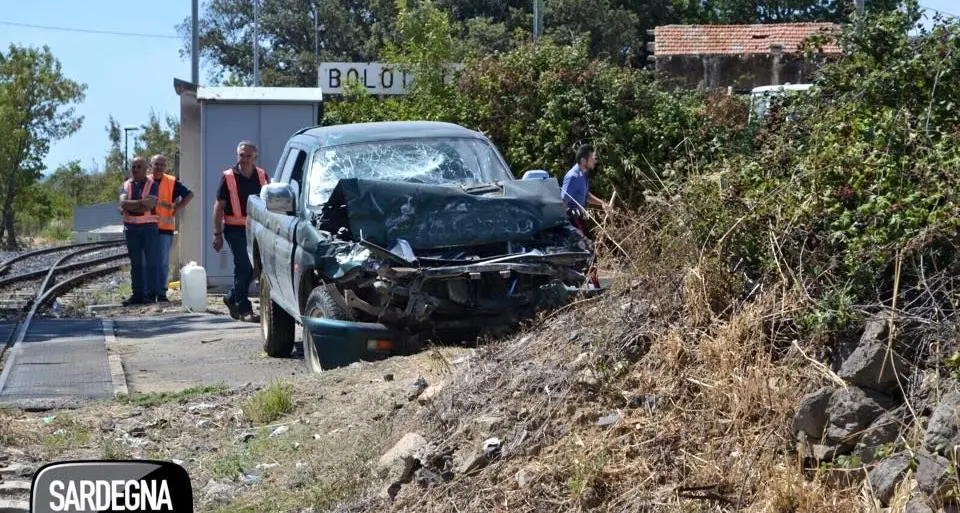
left=118, top=156, right=161, bottom=306
left=212, top=140, right=268, bottom=321
left=148, top=154, right=193, bottom=302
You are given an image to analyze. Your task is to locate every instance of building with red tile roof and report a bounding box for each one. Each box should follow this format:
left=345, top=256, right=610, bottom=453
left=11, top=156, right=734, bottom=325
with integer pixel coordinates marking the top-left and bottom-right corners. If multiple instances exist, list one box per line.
left=651, top=23, right=843, bottom=90
left=654, top=23, right=842, bottom=56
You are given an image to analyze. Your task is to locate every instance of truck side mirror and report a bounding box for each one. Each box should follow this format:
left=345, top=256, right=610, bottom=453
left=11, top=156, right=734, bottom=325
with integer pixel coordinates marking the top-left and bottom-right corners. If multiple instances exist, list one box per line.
left=262, top=182, right=297, bottom=214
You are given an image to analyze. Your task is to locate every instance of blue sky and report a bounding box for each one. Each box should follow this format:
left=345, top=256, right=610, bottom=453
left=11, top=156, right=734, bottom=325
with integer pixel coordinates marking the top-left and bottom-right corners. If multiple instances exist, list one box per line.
left=2, top=1, right=199, bottom=175
left=1, top=1, right=958, bottom=176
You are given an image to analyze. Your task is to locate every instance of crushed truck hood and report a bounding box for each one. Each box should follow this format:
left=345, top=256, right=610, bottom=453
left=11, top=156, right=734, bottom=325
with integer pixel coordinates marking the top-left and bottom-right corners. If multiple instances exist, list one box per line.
left=323, top=177, right=567, bottom=250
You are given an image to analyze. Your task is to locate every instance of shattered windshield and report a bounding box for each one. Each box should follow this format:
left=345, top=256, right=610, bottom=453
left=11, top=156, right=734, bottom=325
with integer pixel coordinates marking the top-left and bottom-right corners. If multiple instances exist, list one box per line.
left=307, top=137, right=513, bottom=206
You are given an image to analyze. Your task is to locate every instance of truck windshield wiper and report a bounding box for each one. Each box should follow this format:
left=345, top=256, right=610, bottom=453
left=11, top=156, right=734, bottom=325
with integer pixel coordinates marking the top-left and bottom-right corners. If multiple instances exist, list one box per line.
left=460, top=182, right=502, bottom=195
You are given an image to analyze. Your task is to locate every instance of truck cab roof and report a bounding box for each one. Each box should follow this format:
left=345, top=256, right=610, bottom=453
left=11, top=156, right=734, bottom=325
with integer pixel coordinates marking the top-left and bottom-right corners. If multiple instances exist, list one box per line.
left=293, top=121, right=490, bottom=148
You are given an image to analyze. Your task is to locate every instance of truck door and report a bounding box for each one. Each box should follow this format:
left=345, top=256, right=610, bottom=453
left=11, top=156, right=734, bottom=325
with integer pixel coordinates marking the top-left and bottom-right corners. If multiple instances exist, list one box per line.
left=274, top=146, right=308, bottom=315
left=255, top=147, right=289, bottom=298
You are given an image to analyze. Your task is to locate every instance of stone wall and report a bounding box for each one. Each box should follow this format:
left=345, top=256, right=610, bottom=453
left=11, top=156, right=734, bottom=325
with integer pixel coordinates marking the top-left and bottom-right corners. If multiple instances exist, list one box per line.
left=655, top=52, right=833, bottom=90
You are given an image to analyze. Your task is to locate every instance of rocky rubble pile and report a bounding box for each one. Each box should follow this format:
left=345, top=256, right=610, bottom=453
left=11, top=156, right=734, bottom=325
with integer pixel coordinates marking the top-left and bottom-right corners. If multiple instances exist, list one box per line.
left=792, top=313, right=959, bottom=511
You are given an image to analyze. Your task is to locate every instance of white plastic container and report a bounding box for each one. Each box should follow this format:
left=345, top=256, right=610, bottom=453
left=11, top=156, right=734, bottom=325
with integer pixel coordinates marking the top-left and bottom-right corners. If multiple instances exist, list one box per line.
left=180, top=261, right=208, bottom=313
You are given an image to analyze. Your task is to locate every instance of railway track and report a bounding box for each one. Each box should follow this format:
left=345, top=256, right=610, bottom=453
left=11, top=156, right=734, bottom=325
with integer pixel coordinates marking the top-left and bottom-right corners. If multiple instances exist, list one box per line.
left=0, top=240, right=113, bottom=277
left=0, top=243, right=132, bottom=513
left=0, top=241, right=128, bottom=348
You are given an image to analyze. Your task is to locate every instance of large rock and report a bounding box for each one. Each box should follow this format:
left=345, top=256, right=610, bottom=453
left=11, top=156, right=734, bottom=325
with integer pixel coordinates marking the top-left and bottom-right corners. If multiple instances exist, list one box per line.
left=857, top=410, right=903, bottom=463
left=377, top=433, right=428, bottom=479
left=838, top=317, right=912, bottom=393
left=904, top=498, right=935, bottom=513
left=867, top=453, right=911, bottom=506
left=915, top=449, right=952, bottom=498
left=793, top=387, right=834, bottom=439
left=922, top=390, right=960, bottom=456
left=824, top=386, right=896, bottom=449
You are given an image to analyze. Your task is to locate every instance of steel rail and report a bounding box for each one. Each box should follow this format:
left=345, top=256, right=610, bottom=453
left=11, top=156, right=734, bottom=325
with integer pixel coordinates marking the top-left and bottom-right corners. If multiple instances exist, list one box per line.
left=20, top=245, right=127, bottom=312
left=0, top=255, right=129, bottom=396
left=0, top=241, right=119, bottom=277
left=0, top=243, right=126, bottom=290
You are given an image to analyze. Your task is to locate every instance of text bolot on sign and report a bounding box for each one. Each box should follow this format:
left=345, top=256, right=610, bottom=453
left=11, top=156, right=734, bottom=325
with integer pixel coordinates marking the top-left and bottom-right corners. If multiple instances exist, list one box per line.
left=317, top=62, right=462, bottom=95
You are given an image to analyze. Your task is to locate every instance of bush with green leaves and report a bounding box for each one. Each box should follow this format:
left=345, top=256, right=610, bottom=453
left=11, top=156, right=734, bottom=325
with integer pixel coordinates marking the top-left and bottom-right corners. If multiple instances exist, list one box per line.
left=655, top=1, right=960, bottom=331
left=324, top=1, right=737, bottom=206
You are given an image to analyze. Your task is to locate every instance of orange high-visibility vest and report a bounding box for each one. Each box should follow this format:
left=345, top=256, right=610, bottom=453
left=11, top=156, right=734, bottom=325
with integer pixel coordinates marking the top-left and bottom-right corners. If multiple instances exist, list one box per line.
left=153, top=173, right=177, bottom=231
left=122, top=177, right=158, bottom=225
left=223, top=167, right=268, bottom=227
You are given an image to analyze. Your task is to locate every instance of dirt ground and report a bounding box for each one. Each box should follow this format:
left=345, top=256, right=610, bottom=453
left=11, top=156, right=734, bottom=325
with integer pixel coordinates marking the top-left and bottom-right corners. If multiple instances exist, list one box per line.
left=0, top=339, right=473, bottom=512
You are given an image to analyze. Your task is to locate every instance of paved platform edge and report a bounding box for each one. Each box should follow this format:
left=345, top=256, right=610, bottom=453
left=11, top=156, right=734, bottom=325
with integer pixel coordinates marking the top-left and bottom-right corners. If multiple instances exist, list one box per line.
left=103, top=319, right=128, bottom=397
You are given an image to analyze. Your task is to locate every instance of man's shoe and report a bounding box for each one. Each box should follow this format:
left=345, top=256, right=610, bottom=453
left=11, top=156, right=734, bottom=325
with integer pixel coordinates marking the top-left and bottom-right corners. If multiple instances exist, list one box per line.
left=223, top=296, right=240, bottom=319
left=122, top=296, right=145, bottom=307
left=156, top=296, right=170, bottom=303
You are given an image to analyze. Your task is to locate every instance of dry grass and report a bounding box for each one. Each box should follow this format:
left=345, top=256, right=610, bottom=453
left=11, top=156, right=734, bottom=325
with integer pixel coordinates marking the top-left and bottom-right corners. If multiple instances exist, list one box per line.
left=342, top=212, right=874, bottom=513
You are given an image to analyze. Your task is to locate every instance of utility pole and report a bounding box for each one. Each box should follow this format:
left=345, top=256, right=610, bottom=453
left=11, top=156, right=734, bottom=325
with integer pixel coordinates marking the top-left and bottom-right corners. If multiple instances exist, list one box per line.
left=314, top=3, right=320, bottom=88
left=123, top=126, right=140, bottom=176
left=533, top=0, right=543, bottom=42
left=855, top=0, right=864, bottom=16
left=191, top=0, right=199, bottom=84
left=253, top=0, right=260, bottom=87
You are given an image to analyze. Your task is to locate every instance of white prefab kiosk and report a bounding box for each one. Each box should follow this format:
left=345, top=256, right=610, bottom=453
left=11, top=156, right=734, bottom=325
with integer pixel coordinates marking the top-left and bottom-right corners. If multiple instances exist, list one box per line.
left=174, top=80, right=323, bottom=289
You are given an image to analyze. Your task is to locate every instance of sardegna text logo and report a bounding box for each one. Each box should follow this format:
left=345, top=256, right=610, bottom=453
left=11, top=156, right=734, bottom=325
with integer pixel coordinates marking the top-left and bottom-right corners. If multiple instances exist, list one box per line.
left=31, top=460, right=193, bottom=512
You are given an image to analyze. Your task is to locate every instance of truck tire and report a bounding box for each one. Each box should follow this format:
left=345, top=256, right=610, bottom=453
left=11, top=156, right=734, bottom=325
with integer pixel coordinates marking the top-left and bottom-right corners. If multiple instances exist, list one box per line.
left=302, top=286, right=353, bottom=373
left=260, top=270, right=295, bottom=357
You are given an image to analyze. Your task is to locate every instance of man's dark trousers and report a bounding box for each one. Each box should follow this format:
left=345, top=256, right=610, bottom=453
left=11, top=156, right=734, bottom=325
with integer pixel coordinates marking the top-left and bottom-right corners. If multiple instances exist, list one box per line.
left=124, top=223, right=160, bottom=301
left=224, top=228, right=253, bottom=314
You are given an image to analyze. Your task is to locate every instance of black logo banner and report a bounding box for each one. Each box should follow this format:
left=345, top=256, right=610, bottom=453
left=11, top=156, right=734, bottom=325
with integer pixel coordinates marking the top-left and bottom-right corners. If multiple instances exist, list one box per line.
left=31, top=460, right=193, bottom=512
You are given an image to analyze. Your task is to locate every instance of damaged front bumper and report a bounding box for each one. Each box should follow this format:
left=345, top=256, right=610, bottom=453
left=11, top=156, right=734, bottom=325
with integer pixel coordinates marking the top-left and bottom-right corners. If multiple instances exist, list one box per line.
left=339, top=242, right=586, bottom=330
left=301, top=316, right=419, bottom=369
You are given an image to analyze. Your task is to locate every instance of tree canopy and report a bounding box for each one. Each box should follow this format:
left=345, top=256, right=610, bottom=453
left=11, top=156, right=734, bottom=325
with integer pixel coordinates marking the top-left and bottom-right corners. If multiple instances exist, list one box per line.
left=180, top=0, right=899, bottom=87
left=0, top=44, right=85, bottom=248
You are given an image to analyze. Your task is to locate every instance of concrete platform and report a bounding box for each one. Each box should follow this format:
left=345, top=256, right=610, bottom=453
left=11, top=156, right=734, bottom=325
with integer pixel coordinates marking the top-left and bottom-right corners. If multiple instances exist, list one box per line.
left=72, top=225, right=125, bottom=243
left=0, top=319, right=113, bottom=410
left=111, top=313, right=306, bottom=394
left=0, top=313, right=308, bottom=409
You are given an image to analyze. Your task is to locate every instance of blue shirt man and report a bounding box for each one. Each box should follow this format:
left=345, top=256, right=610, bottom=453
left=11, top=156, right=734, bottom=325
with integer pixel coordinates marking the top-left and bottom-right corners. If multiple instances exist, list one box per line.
left=560, top=144, right=612, bottom=290
left=561, top=144, right=611, bottom=215
left=562, top=164, right=589, bottom=214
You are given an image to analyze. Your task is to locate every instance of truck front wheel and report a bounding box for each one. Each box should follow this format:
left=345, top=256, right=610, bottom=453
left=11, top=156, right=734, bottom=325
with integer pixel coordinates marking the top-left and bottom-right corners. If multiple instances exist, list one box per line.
left=260, top=270, right=296, bottom=357
left=302, top=286, right=353, bottom=373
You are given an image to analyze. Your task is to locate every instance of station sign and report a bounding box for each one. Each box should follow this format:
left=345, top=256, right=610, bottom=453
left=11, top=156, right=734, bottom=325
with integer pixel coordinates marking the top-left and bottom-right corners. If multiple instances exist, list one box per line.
left=318, top=62, right=462, bottom=95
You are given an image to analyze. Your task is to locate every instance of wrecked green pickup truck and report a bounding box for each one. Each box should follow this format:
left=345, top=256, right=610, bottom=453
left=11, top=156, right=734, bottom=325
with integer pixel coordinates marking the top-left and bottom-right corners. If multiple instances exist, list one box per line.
left=246, top=121, right=593, bottom=372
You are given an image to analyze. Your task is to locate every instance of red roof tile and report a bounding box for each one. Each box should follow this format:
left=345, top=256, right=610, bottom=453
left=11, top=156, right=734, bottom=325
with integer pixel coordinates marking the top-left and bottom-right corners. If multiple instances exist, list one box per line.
left=654, top=23, right=842, bottom=56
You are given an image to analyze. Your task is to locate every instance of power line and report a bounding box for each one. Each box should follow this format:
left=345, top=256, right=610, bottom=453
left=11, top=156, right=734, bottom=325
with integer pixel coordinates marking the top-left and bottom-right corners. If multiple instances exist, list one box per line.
left=919, top=4, right=960, bottom=19
left=0, top=20, right=180, bottom=39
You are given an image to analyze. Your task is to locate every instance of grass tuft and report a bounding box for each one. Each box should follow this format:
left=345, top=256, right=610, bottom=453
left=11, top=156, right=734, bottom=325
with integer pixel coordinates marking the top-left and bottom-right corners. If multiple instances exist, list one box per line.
left=117, top=383, right=229, bottom=407
left=242, top=381, right=294, bottom=425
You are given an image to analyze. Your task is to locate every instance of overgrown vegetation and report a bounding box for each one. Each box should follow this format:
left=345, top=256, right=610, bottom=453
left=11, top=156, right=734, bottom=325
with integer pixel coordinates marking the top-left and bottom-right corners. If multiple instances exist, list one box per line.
left=318, top=0, right=960, bottom=510
left=325, top=0, right=960, bottom=335
left=181, top=0, right=901, bottom=85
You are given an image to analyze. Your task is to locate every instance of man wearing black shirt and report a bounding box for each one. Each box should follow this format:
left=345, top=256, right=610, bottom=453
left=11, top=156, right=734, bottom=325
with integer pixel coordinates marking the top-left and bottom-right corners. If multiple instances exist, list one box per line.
left=212, top=140, right=269, bottom=320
